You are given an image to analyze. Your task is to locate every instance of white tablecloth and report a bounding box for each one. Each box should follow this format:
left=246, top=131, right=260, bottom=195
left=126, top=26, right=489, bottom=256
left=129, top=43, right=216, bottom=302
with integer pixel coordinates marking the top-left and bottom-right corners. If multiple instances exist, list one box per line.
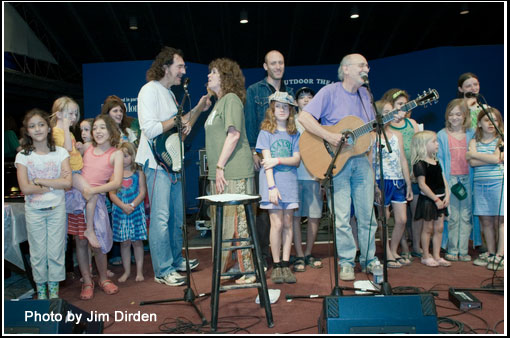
left=4, top=202, right=27, bottom=270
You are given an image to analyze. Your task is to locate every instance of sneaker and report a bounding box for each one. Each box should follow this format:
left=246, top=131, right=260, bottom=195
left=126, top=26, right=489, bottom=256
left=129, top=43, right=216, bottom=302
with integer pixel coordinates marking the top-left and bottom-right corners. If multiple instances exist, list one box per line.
left=281, top=267, right=297, bottom=284
left=458, top=254, right=472, bottom=262
left=154, top=272, right=186, bottom=286
left=445, top=253, right=458, bottom=261
left=270, top=267, right=284, bottom=284
left=473, top=252, right=491, bottom=266
left=361, top=260, right=381, bottom=273
left=176, top=258, right=199, bottom=272
left=487, top=255, right=504, bottom=271
left=339, top=265, right=355, bottom=281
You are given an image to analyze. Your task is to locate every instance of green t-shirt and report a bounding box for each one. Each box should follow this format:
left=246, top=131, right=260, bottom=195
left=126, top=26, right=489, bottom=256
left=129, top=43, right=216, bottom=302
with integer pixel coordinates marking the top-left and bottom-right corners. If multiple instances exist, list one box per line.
left=205, top=93, right=254, bottom=180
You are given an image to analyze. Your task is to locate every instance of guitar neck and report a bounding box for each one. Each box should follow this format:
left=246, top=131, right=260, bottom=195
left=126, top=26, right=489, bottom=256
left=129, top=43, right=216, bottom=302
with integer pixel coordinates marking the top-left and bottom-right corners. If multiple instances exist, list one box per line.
left=352, top=100, right=418, bottom=139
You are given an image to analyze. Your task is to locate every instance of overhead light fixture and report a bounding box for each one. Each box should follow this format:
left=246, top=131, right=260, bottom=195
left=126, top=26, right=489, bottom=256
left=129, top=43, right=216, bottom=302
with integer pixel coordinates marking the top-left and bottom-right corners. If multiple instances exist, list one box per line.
left=240, top=9, right=248, bottom=24
left=350, top=6, right=359, bottom=19
left=129, top=16, right=138, bottom=30
left=460, top=4, right=469, bottom=15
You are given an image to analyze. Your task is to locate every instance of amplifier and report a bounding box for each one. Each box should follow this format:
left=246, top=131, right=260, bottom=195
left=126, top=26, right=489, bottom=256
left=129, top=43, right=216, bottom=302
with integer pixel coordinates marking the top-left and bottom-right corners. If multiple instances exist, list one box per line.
left=318, top=294, right=438, bottom=334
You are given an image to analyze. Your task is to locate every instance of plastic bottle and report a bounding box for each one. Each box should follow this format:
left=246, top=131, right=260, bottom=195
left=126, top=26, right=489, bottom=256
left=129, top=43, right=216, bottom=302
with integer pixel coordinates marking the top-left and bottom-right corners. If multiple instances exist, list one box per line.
left=372, top=263, right=383, bottom=284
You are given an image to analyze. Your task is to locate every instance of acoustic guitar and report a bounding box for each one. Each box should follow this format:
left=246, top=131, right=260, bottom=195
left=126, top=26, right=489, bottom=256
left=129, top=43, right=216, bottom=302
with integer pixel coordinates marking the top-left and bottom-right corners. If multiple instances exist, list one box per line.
left=299, top=89, right=439, bottom=179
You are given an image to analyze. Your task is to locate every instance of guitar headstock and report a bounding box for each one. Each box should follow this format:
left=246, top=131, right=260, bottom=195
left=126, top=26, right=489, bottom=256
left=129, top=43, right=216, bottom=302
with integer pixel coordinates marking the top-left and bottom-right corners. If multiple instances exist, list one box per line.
left=416, top=89, right=439, bottom=107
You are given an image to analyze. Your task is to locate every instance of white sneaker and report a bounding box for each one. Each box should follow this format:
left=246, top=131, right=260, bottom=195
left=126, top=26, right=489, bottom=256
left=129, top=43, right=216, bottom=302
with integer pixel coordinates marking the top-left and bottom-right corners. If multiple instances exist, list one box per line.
left=154, top=272, right=186, bottom=286
left=339, top=265, right=355, bottom=281
left=361, top=260, right=381, bottom=273
left=473, top=252, right=490, bottom=266
left=176, top=258, right=199, bottom=272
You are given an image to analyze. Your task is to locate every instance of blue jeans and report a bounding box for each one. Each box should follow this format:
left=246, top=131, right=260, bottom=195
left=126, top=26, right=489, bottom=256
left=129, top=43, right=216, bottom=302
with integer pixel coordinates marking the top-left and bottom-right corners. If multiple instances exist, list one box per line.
left=446, top=175, right=472, bottom=256
left=144, top=165, right=184, bottom=278
left=25, top=203, right=67, bottom=283
left=329, top=155, right=378, bottom=268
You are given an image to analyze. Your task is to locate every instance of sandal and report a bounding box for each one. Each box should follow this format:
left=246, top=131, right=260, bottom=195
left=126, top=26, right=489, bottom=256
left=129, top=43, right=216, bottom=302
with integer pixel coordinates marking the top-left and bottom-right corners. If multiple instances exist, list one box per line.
left=80, top=281, right=94, bottom=300
left=305, top=255, right=323, bottom=269
left=436, top=258, right=452, bottom=267
left=411, top=251, right=423, bottom=258
left=421, top=257, right=439, bottom=267
left=235, top=275, right=256, bottom=284
left=99, top=279, right=119, bottom=295
left=293, top=257, right=306, bottom=272
left=401, top=252, right=413, bottom=262
left=395, top=256, right=411, bottom=266
left=387, top=260, right=402, bottom=268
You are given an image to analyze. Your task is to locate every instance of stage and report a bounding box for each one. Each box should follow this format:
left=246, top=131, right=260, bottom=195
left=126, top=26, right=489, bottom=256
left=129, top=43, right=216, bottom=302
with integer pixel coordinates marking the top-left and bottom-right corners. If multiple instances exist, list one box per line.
left=5, top=234, right=504, bottom=334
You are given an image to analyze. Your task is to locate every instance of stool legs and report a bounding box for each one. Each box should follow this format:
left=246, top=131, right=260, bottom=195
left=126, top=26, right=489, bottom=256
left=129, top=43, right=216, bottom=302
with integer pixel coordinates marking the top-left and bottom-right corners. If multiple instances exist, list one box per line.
left=210, top=205, right=223, bottom=331
left=245, top=204, right=274, bottom=328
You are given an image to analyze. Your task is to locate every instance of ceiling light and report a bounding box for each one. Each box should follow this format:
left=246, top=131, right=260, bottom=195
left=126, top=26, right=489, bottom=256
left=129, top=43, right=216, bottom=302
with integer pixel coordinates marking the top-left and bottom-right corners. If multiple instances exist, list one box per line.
left=460, top=4, right=469, bottom=15
left=240, top=9, right=248, bottom=24
left=129, top=17, right=138, bottom=30
left=350, top=6, right=359, bottom=19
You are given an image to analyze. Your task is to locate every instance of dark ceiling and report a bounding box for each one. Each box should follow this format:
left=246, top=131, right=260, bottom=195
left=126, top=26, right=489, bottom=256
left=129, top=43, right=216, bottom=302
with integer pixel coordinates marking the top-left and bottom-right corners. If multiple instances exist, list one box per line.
left=8, top=2, right=505, bottom=85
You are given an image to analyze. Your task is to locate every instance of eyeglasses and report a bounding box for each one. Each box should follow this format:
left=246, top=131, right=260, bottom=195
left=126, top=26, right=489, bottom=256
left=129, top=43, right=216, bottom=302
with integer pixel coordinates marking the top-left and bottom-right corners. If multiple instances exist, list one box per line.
left=346, top=62, right=370, bottom=71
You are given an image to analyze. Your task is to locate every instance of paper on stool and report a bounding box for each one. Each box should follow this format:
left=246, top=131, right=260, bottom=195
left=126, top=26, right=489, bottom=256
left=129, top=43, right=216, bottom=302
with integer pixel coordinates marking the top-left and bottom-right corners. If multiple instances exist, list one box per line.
left=255, top=289, right=281, bottom=304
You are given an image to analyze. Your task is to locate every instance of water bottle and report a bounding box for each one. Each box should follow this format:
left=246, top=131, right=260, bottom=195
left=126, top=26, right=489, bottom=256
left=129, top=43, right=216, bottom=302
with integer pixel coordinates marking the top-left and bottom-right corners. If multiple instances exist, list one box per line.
left=372, top=263, right=383, bottom=284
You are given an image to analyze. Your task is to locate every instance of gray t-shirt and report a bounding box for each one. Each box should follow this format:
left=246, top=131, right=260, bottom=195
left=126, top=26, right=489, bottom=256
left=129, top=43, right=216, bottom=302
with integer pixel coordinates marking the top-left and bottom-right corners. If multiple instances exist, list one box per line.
left=256, top=130, right=300, bottom=204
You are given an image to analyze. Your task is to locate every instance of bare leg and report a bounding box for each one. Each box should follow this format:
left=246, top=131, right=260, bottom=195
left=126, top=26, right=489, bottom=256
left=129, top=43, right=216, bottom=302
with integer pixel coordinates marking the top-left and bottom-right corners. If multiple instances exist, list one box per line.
left=281, top=210, right=294, bottom=262
left=390, top=203, right=408, bottom=260
left=479, top=216, right=496, bottom=254
left=421, top=221, right=434, bottom=260
left=132, top=240, right=145, bottom=282
left=292, top=216, right=305, bottom=257
left=496, top=216, right=504, bottom=256
left=92, top=248, right=109, bottom=284
left=118, top=241, right=131, bottom=282
left=304, top=218, right=320, bottom=257
left=431, top=216, right=444, bottom=260
left=75, top=236, right=92, bottom=285
left=411, top=197, right=423, bottom=254
left=72, top=174, right=101, bottom=249
left=269, top=210, right=284, bottom=263
left=84, top=194, right=101, bottom=248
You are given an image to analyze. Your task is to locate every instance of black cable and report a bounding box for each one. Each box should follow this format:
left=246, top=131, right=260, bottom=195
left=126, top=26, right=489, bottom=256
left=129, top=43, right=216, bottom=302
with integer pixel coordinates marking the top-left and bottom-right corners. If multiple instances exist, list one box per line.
left=492, top=319, right=505, bottom=334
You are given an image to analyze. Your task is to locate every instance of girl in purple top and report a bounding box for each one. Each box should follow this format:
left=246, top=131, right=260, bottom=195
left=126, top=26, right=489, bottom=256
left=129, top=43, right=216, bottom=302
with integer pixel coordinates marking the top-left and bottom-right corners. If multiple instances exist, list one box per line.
left=256, top=91, right=300, bottom=284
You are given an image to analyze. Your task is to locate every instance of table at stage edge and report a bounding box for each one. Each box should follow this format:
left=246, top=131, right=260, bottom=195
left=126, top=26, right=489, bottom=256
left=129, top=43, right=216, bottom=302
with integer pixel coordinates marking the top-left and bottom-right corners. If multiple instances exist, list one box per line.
left=4, top=201, right=28, bottom=270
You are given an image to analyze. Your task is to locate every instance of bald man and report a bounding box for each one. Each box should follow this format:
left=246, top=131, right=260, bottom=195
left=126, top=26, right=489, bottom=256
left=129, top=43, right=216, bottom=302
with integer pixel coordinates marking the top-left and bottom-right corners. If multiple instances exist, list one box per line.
left=245, top=50, right=294, bottom=267
left=299, top=53, right=394, bottom=281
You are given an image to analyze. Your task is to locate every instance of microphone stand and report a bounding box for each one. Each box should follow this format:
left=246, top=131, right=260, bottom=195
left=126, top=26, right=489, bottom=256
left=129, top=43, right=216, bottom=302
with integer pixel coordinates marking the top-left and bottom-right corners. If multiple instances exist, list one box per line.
left=140, top=84, right=209, bottom=325
left=286, top=128, right=348, bottom=301
left=364, top=80, right=393, bottom=296
left=476, top=94, right=504, bottom=152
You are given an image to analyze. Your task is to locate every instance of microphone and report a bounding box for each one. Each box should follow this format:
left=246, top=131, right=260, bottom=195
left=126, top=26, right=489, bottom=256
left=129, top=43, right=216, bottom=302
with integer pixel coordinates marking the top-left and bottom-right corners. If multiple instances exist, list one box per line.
left=360, top=72, right=369, bottom=86
left=464, top=92, right=479, bottom=98
left=183, top=77, right=190, bottom=91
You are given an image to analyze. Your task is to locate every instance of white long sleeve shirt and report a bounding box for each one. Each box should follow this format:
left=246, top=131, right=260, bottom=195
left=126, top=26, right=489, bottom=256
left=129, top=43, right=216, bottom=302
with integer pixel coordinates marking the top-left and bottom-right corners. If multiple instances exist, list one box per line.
left=135, top=80, right=178, bottom=169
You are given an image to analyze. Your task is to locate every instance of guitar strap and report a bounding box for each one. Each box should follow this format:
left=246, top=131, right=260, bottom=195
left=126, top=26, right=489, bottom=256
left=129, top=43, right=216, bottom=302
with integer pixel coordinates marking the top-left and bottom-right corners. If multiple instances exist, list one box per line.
left=357, top=90, right=372, bottom=123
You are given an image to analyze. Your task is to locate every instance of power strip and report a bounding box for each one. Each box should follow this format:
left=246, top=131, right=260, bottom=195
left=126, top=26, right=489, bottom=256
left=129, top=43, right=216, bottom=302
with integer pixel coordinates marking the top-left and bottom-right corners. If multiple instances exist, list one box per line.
left=448, top=288, right=482, bottom=310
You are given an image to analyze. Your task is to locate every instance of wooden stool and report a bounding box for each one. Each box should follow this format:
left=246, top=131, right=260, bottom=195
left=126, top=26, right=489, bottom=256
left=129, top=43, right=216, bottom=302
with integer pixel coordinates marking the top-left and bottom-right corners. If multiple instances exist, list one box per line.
left=198, top=194, right=274, bottom=331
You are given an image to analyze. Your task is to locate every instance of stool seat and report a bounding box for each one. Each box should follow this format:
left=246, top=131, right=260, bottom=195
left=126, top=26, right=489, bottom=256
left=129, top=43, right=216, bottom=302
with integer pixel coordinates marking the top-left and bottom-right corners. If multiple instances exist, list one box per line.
left=198, top=193, right=273, bottom=331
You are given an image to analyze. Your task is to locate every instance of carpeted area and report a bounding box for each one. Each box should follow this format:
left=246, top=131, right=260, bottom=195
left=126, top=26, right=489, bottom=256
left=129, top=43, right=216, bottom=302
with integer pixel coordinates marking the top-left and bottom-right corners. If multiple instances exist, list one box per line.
left=54, top=242, right=504, bottom=334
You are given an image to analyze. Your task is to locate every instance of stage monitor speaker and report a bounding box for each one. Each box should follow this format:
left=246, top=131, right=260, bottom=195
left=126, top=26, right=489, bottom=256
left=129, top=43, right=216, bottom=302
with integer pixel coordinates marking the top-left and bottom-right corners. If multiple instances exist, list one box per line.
left=4, top=299, right=103, bottom=334
left=318, top=294, right=438, bottom=334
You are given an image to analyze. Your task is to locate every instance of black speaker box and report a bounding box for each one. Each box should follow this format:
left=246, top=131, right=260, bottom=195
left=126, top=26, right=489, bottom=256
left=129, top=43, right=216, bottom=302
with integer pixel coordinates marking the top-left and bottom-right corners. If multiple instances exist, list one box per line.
left=318, top=294, right=438, bottom=334
left=4, top=299, right=103, bottom=334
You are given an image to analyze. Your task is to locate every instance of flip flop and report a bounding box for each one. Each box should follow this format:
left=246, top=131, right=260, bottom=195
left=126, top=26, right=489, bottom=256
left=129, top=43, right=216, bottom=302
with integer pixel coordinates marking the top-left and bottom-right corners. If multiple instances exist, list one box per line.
left=387, top=260, right=402, bottom=268
left=99, top=279, right=119, bottom=295
left=305, top=255, right=323, bottom=269
left=293, top=257, right=306, bottom=272
left=395, top=256, right=411, bottom=266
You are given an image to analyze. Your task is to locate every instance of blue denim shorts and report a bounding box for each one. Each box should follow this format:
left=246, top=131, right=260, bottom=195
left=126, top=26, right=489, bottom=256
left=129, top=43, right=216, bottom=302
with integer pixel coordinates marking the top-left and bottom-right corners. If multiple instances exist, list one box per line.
left=375, top=179, right=407, bottom=207
left=294, top=180, right=323, bottom=218
left=260, top=202, right=299, bottom=210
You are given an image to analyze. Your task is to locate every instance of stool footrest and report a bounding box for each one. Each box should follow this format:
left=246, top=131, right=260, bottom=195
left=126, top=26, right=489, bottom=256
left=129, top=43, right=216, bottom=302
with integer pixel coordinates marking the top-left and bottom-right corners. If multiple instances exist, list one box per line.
left=220, top=283, right=260, bottom=291
left=222, top=238, right=251, bottom=243
left=222, top=245, right=254, bottom=251
left=220, top=271, right=256, bottom=278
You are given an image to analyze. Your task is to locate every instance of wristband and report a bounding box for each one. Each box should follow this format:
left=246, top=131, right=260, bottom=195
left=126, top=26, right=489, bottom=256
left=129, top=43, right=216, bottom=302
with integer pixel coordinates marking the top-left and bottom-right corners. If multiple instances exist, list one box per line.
left=130, top=202, right=135, bottom=207
left=216, top=164, right=225, bottom=171
left=268, top=185, right=277, bottom=191
left=252, top=151, right=258, bottom=156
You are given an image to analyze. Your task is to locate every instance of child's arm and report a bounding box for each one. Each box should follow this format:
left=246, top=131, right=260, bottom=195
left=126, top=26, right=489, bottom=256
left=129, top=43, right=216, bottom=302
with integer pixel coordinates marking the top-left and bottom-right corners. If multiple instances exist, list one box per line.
left=262, top=149, right=282, bottom=205
left=417, top=175, right=445, bottom=210
left=108, top=177, right=134, bottom=215
left=34, top=157, right=72, bottom=190
left=16, top=164, right=51, bottom=195
left=442, top=172, right=450, bottom=208
left=132, top=170, right=147, bottom=208
left=397, top=133, right=413, bottom=201
left=83, top=150, right=124, bottom=200
left=466, top=139, right=503, bottom=166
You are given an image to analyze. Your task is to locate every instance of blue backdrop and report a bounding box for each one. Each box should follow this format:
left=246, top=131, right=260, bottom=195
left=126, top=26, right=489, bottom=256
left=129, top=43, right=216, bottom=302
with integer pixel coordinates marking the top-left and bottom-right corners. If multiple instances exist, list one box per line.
left=82, top=45, right=504, bottom=212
